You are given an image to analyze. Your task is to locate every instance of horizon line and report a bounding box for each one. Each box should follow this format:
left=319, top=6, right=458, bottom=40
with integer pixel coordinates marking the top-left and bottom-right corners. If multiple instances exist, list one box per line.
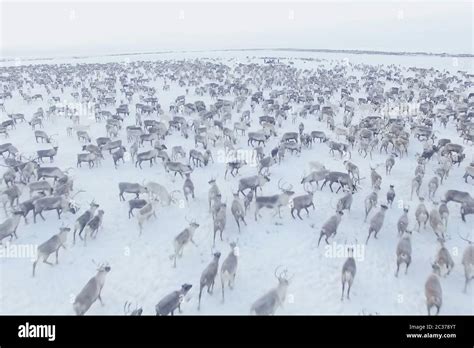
left=1, top=47, right=473, bottom=63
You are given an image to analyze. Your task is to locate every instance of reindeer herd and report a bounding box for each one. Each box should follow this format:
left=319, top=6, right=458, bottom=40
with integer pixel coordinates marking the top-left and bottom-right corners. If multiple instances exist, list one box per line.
left=0, top=55, right=473, bottom=316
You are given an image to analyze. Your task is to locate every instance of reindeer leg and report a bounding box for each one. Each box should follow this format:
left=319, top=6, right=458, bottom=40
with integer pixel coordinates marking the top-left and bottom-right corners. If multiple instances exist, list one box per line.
left=325, top=235, right=330, bottom=245
left=317, top=233, right=324, bottom=246
left=221, top=279, right=225, bottom=302
left=43, top=255, right=54, bottom=266
left=366, top=231, right=372, bottom=244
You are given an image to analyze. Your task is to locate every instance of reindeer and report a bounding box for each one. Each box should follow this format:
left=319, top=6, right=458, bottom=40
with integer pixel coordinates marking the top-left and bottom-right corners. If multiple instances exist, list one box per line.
left=317, top=211, right=344, bottom=246
left=428, top=176, right=439, bottom=200
left=460, top=199, right=474, bottom=222
left=76, top=130, right=91, bottom=143
left=425, top=263, right=442, bottom=315
left=343, top=161, right=360, bottom=184
left=198, top=252, right=221, bottom=310
left=341, top=247, right=357, bottom=300
left=213, top=201, right=227, bottom=247
left=370, top=166, right=382, bottom=189
left=435, top=238, right=454, bottom=276
left=458, top=232, right=474, bottom=292
left=171, top=146, right=186, bottom=161
left=220, top=241, right=239, bottom=302
left=73, top=263, right=111, bottom=315
left=172, top=220, right=199, bottom=267
left=73, top=201, right=99, bottom=243
left=189, top=149, right=210, bottom=167
left=155, top=284, right=193, bottom=316
left=336, top=190, right=353, bottom=213
left=328, top=141, right=350, bottom=158
left=37, top=147, right=59, bottom=163
left=366, top=205, right=388, bottom=244
left=415, top=198, right=430, bottom=231
left=0, top=211, right=23, bottom=244
left=111, top=147, right=127, bottom=168
left=17, top=192, right=46, bottom=224
left=20, top=160, right=39, bottom=183
left=129, top=141, right=139, bottom=162
left=183, top=173, right=195, bottom=202
left=231, top=192, right=246, bottom=232
left=127, top=199, right=148, bottom=218
left=254, top=179, right=294, bottom=221
left=238, top=174, right=270, bottom=197
left=118, top=182, right=148, bottom=201
left=82, top=210, right=105, bottom=245
left=385, top=153, right=396, bottom=175
left=321, top=172, right=357, bottom=193
left=364, top=188, right=379, bottom=222
left=291, top=185, right=316, bottom=220
left=32, top=191, right=82, bottom=223
left=258, top=155, right=277, bottom=175
left=444, top=190, right=472, bottom=205
left=250, top=266, right=293, bottom=315
left=386, top=185, right=396, bottom=207
left=439, top=200, right=449, bottom=227
left=411, top=175, right=423, bottom=199
left=124, top=302, right=143, bottom=316
left=32, top=227, right=70, bottom=277
left=145, top=182, right=179, bottom=206
left=429, top=202, right=446, bottom=239
left=163, top=159, right=193, bottom=178
left=397, top=207, right=409, bottom=236
left=136, top=200, right=157, bottom=235
left=1, top=183, right=24, bottom=213
left=301, top=169, right=330, bottom=190
left=2, top=168, right=16, bottom=187
left=208, top=178, right=221, bottom=212
left=463, top=165, right=474, bottom=183
left=225, top=160, right=247, bottom=179
left=395, top=230, right=412, bottom=276
left=135, top=149, right=158, bottom=169
left=77, top=152, right=98, bottom=168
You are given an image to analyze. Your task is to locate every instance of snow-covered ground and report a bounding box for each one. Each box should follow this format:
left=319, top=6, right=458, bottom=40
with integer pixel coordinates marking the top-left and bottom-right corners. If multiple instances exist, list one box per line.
left=0, top=50, right=473, bottom=315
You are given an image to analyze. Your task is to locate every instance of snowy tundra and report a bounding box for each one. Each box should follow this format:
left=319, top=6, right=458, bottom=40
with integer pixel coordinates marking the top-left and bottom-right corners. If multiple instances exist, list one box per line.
left=0, top=50, right=473, bottom=316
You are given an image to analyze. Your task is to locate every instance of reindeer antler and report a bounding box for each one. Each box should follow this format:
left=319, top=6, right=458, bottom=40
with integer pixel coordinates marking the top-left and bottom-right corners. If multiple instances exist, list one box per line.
left=457, top=231, right=473, bottom=244
left=274, top=265, right=284, bottom=279
left=71, top=190, right=85, bottom=198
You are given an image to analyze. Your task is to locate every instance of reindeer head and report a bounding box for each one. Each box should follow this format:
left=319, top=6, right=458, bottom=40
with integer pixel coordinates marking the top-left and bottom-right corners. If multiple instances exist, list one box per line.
left=278, top=179, right=294, bottom=196
left=100, top=263, right=111, bottom=273
left=59, top=223, right=71, bottom=234
left=89, top=200, right=100, bottom=210
left=431, top=262, right=441, bottom=276
left=274, top=265, right=293, bottom=288
left=94, top=260, right=111, bottom=273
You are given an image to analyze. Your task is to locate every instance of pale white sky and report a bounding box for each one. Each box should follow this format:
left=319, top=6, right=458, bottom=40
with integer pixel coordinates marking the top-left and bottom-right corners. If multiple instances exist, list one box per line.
left=0, top=0, right=472, bottom=58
